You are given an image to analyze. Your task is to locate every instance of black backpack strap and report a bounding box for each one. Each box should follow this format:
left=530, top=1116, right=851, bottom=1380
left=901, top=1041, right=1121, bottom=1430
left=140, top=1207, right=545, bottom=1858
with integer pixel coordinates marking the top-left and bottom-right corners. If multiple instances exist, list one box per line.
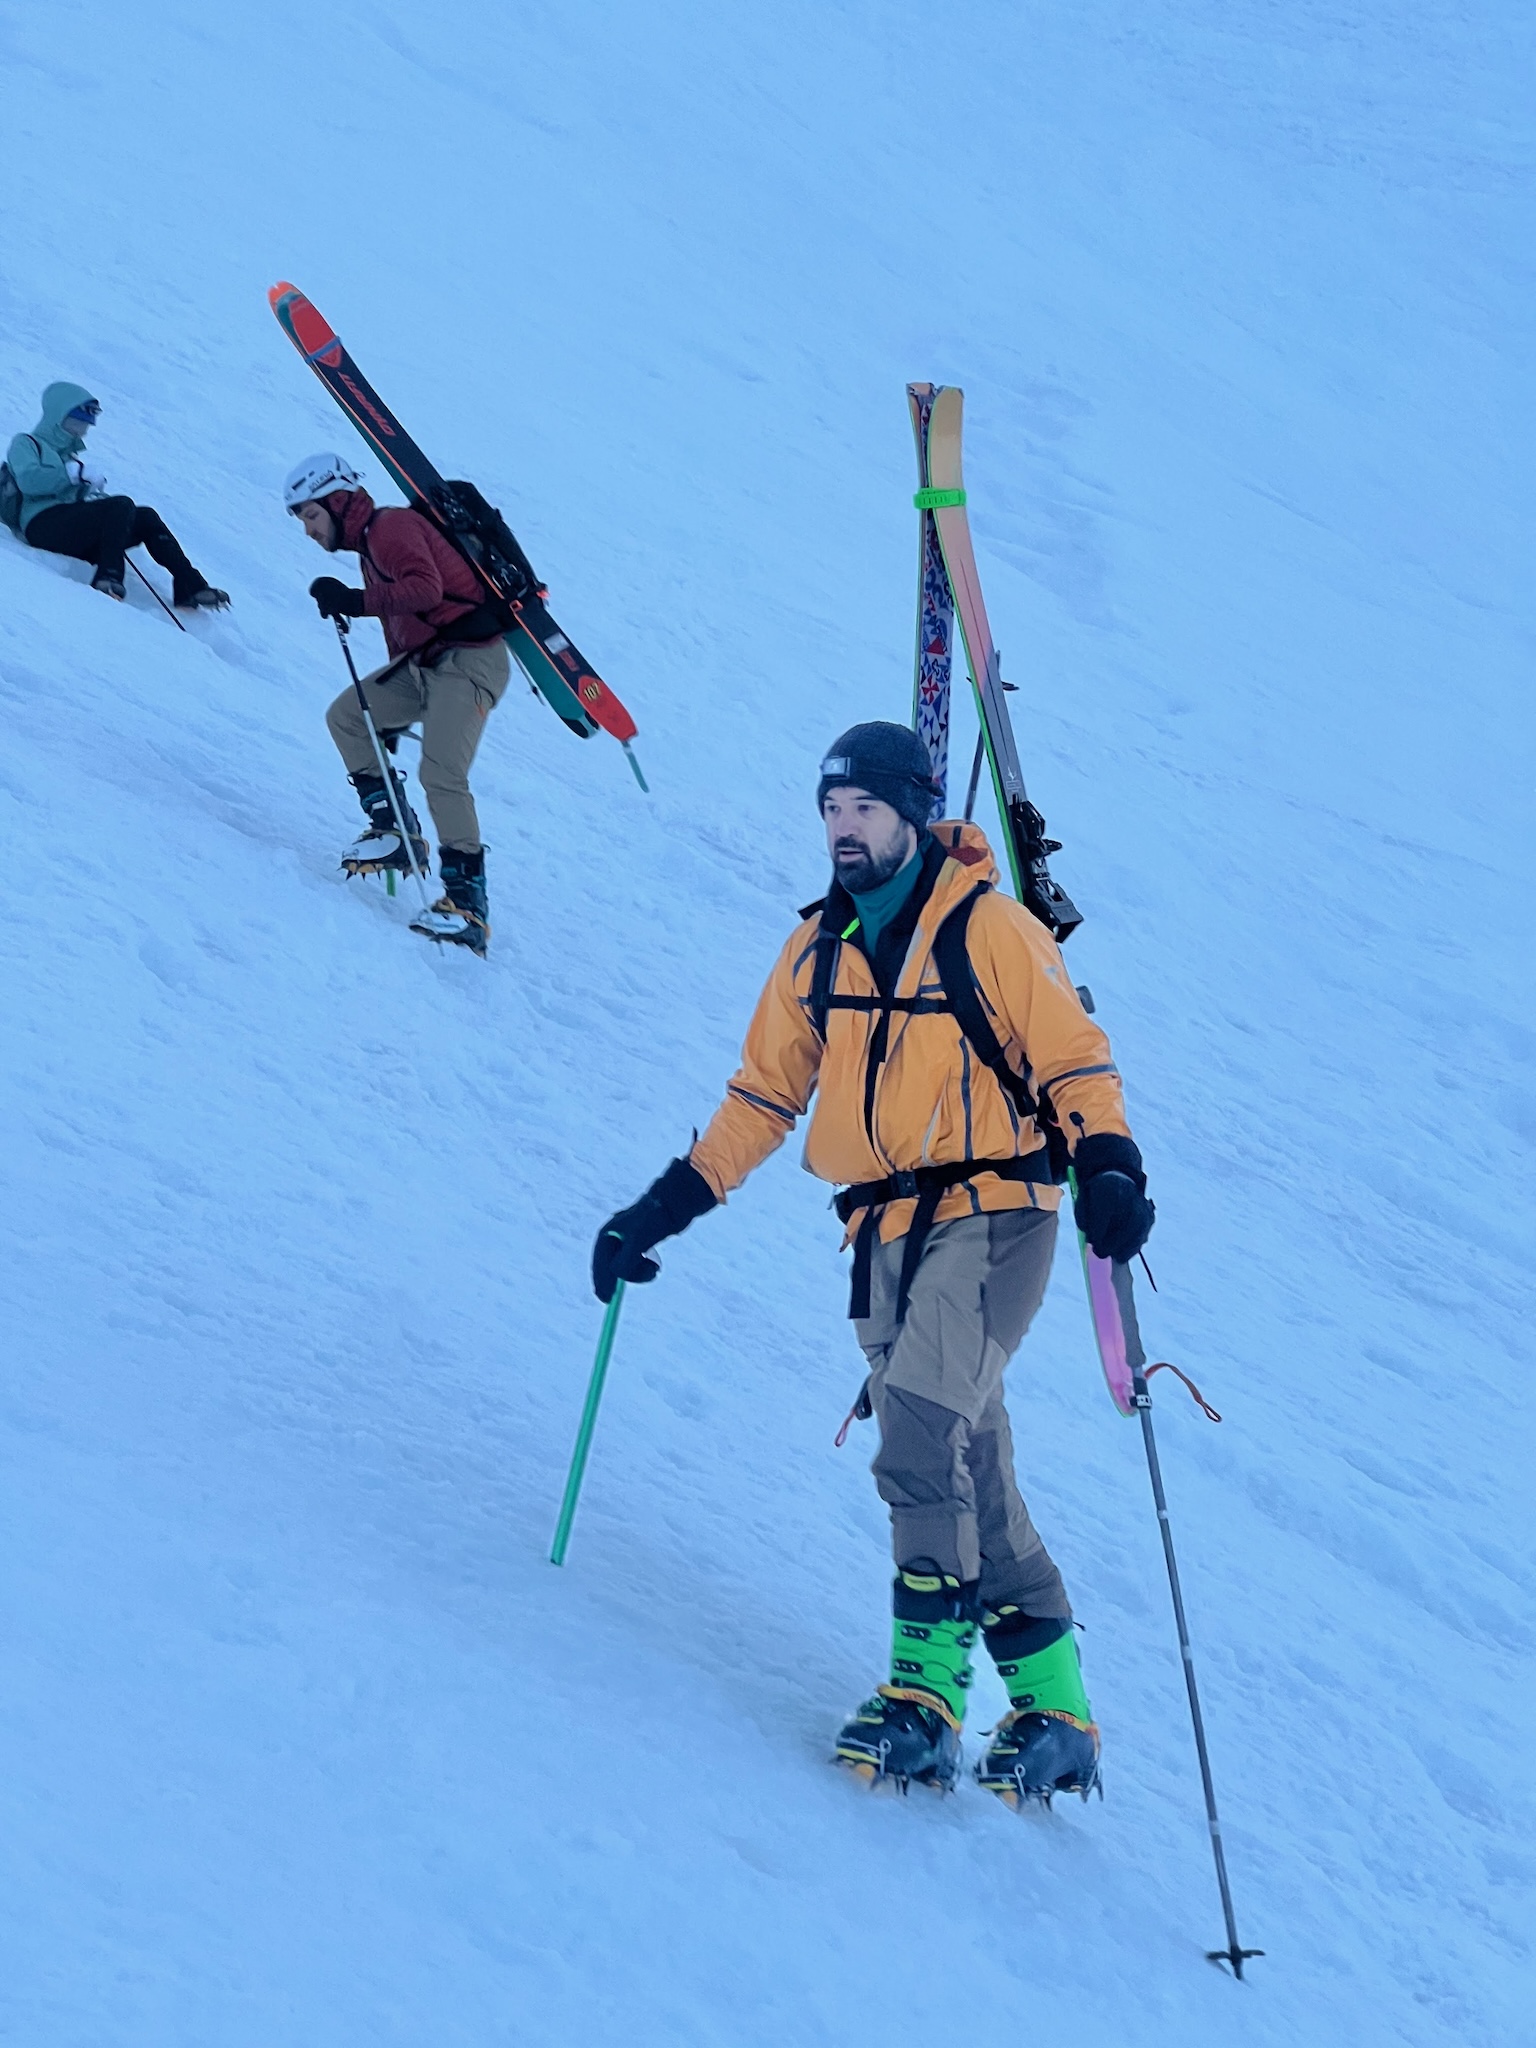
left=808, top=924, right=840, bottom=1043
left=930, top=889, right=1036, bottom=1122
left=933, top=887, right=1070, bottom=1181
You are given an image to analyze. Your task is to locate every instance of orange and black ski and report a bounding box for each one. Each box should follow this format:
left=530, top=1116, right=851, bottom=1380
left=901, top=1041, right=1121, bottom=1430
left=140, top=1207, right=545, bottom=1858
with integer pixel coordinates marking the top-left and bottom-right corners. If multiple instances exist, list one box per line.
left=269, top=282, right=646, bottom=789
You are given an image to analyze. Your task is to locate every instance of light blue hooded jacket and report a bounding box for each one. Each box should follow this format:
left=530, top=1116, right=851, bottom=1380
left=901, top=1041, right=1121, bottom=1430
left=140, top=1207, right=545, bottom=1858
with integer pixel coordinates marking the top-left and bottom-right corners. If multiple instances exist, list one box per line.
left=7, top=381, right=100, bottom=533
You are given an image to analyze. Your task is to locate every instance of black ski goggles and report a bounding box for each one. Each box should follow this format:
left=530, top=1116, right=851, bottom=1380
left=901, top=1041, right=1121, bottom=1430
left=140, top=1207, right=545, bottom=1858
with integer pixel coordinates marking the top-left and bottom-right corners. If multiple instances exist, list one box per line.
left=65, top=401, right=101, bottom=425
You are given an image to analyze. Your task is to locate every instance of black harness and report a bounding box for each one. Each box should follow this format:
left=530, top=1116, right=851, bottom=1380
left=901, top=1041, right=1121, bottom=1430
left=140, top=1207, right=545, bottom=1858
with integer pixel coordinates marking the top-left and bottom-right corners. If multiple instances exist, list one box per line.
left=807, top=877, right=1065, bottom=1324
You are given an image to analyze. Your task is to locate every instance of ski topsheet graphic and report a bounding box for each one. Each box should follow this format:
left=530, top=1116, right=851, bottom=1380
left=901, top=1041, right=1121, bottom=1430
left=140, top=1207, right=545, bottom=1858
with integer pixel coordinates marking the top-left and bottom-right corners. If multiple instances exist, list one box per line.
left=269, top=283, right=646, bottom=789
left=906, top=383, right=1078, bottom=942
left=904, top=380, right=1138, bottom=1397
left=907, top=385, right=954, bottom=820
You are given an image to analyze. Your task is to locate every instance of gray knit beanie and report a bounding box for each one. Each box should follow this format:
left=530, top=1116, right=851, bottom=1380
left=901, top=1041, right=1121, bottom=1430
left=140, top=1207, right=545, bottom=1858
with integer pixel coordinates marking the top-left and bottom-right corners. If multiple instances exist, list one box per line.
left=816, top=721, right=940, bottom=828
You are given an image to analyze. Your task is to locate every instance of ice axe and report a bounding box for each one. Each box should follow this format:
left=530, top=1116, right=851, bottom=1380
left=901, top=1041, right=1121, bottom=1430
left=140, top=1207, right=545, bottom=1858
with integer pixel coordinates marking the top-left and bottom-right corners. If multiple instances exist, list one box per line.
left=549, top=1283, right=627, bottom=1566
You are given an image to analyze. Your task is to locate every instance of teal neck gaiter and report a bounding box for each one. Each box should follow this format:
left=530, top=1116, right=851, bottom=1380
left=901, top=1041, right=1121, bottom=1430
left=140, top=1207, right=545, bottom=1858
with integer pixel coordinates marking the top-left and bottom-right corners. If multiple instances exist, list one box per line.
left=848, top=845, right=923, bottom=956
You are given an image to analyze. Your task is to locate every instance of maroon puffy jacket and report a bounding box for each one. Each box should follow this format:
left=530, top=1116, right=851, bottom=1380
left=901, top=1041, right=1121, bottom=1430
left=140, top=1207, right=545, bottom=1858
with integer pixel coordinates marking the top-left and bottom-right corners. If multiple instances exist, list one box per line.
left=337, top=489, right=499, bottom=660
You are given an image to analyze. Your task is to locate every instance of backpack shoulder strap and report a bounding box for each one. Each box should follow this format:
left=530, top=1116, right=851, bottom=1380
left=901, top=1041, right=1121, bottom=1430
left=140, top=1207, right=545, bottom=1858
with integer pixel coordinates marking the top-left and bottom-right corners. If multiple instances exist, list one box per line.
left=930, top=887, right=1038, bottom=1121
left=809, top=924, right=840, bottom=1043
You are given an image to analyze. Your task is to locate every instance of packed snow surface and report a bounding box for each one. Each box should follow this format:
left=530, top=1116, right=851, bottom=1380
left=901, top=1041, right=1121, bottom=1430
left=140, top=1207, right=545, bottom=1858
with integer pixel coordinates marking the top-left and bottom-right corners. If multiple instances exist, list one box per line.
left=1, top=3, right=1532, bottom=2042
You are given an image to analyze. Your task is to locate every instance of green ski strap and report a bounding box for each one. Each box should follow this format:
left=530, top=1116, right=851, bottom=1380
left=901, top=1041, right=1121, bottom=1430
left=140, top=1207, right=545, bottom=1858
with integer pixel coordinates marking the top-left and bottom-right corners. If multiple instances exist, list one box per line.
left=914, top=486, right=966, bottom=510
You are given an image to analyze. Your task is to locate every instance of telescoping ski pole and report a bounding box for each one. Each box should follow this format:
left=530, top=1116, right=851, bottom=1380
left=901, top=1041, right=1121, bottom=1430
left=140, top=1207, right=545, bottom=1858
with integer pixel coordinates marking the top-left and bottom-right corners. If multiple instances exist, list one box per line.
left=1131, top=1349, right=1262, bottom=1978
left=127, top=558, right=186, bottom=630
left=550, top=1283, right=627, bottom=1566
left=331, top=616, right=434, bottom=915
left=1078, top=1230, right=1262, bottom=1979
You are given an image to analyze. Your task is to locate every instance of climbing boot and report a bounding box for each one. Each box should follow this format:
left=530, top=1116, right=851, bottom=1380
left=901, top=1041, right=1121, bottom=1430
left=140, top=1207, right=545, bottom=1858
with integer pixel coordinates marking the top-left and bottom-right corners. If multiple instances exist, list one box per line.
left=835, top=1563, right=977, bottom=1791
left=976, top=1609, right=1101, bottom=1808
left=342, top=769, right=427, bottom=877
left=411, top=846, right=490, bottom=956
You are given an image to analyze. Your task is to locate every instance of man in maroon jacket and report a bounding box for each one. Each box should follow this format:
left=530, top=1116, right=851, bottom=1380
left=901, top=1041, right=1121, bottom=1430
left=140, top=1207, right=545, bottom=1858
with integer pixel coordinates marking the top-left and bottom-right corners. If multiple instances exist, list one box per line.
left=284, top=451, right=511, bottom=953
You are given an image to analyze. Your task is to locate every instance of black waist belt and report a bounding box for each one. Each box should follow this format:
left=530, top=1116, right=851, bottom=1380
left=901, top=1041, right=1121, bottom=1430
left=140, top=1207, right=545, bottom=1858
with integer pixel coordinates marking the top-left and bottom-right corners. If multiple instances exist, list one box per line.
left=834, top=1154, right=1056, bottom=1325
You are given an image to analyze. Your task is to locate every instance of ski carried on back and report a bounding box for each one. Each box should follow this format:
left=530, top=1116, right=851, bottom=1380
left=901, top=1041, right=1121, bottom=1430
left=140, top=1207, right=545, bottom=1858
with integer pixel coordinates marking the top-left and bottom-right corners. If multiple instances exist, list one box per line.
left=907, top=385, right=955, bottom=819
left=907, top=383, right=1078, bottom=941
left=269, top=282, right=647, bottom=790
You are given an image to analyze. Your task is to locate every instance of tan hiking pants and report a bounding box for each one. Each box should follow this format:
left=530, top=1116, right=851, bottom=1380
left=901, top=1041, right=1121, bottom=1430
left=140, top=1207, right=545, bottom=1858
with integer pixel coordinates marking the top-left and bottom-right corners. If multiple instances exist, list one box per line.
left=855, top=1206, right=1071, bottom=1618
left=325, top=639, right=512, bottom=853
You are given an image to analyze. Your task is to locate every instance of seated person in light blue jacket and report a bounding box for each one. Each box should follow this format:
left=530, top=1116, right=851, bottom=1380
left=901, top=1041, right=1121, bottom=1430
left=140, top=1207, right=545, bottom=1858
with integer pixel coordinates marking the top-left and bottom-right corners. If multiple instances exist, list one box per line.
left=7, top=382, right=228, bottom=608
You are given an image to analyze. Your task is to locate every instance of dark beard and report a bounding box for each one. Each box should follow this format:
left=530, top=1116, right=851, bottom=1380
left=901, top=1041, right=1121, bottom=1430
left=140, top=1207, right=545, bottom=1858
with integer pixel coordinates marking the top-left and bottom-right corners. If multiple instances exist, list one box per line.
left=834, top=838, right=911, bottom=896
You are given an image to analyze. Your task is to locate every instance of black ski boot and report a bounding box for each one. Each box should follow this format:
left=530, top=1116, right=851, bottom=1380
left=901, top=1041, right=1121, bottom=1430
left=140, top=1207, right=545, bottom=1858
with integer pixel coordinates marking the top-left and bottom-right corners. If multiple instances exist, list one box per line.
left=92, top=569, right=126, bottom=601
left=977, top=1710, right=1101, bottom=1808
left=834, top=1563, right=976, bottom=1791
left=975, top=1612, right=1100, bottom=1808
left=835, top=1689, right=963, bottom=1791
left=341, top=769, right=428, bottom=877
left=174, top=577, right=230, bottom=611
left=411, top=846, right=489, bottom=956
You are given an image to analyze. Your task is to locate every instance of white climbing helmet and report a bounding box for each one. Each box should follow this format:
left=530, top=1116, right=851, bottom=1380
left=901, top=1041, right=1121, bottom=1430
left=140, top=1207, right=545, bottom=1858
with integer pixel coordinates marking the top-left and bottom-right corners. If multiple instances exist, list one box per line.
left=283, top=451, right=364, bottom=512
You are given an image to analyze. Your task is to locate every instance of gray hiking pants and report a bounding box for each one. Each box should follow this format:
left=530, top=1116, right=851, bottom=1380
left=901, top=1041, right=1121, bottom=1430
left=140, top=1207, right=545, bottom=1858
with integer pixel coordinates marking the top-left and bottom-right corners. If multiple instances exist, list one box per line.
left=855, top=1207, right=1071, bottom=1618
left=325, top=639, right=511, bottom=853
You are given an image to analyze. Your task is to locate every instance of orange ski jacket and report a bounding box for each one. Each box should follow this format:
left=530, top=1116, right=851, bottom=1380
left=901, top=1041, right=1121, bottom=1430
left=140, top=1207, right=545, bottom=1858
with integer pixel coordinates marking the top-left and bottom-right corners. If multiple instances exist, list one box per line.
left=690, top=821, right=1134, bottom=1246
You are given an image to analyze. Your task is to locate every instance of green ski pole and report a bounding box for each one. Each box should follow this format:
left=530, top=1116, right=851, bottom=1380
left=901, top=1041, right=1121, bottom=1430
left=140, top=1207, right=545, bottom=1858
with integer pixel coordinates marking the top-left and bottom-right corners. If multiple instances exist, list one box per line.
left=550, top=1282, right=627, bottom=1566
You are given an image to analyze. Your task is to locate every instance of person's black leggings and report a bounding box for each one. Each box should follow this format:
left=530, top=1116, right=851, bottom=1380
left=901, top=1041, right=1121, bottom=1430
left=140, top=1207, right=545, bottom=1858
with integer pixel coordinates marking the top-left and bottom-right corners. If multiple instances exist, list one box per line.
left=25, top=497, right=202, bottom=595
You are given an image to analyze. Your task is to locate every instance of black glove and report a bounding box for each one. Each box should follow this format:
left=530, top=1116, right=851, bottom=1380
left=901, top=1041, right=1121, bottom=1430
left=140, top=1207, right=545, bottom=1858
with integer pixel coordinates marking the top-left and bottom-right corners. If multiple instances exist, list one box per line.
left=309, top=575, right=366, bottom=620
left=1072, top=1133, right=1155, bottom=1264
left=593, top=1156, right=719, bottom=1303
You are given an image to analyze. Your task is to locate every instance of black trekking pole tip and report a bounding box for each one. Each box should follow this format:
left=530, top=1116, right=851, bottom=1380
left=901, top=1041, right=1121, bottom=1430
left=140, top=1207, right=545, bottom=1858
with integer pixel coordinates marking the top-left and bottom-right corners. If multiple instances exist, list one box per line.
left=1207, top=1946, right=1265, bottom=1980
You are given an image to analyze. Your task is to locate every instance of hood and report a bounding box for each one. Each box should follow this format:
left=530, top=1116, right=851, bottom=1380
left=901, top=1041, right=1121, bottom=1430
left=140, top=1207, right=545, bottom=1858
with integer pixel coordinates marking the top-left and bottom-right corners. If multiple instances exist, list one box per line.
left=34, top=380, right=97, bottom=452
left=925, top=817, right=1001, bottom=890
left=337, top=488, right=378, bottom=552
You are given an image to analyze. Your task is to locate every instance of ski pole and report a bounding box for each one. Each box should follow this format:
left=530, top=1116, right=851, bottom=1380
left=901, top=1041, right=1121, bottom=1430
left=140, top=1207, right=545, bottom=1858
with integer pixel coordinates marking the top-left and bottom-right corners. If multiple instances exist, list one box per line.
left=550, top=1283, right=627, bottom=1566
left=127, top=557, right=186, bottom=630
left=332, top=617, right=433, bottom=913
left=962, top=728, right=986, bottom=820
left=1130, top=1355, right=1263, bottom=1979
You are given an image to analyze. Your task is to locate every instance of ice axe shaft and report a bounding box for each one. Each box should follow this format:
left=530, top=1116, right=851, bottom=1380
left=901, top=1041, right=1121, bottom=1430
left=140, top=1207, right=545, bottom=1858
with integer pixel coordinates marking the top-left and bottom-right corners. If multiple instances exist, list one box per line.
left=550, top=1283, right=627, bottom=1565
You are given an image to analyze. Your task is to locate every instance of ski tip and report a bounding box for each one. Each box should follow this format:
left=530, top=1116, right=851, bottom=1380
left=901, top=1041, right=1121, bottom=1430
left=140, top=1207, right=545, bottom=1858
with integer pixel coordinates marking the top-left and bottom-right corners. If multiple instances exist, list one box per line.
left=623, top=743, right=650, bottom=793
left=268, top=280, right=298, bottom=307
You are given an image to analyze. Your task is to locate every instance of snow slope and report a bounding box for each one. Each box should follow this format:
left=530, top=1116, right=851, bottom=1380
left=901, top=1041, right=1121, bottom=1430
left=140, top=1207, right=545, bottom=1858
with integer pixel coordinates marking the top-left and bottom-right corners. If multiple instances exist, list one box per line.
left=1, top=2, right=1532, bottom=2041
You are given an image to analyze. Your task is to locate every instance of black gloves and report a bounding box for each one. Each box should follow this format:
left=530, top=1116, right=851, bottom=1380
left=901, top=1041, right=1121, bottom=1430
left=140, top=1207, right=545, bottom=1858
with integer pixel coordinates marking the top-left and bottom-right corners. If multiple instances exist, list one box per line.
left=1072, top=1133, right=1156, bottom=1264
left=309, top=575, right=366, bottom=620
left=593, top=1157, right=719, bottom=1303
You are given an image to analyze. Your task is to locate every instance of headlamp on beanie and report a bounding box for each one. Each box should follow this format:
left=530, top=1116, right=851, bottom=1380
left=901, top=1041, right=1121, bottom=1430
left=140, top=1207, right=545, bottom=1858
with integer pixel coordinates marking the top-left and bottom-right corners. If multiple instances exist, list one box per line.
left=816, top=720, right=942, bottom=829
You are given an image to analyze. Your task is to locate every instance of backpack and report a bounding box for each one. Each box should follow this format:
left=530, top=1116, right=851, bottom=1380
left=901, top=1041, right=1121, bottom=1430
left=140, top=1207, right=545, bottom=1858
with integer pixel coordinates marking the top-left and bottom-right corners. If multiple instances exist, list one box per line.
left=807, top=882, right=1072, bottom=1182
left=0, top=435, right=40, bottom=534
left=426, top=479, right=541, bottom=615
left=359, top=484, right=543, bottom=657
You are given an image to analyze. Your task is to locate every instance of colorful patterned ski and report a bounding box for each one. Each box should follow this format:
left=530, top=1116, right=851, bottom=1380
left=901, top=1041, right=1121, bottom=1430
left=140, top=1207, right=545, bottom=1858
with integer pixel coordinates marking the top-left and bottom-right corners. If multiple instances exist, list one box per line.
left=269, top=283, right=647, bottom=789
left=920, top=385, right=1080, bottom=941
left=906, top=384, right=954, bottom=818
left=908, top=381, right=1131, bottom=1408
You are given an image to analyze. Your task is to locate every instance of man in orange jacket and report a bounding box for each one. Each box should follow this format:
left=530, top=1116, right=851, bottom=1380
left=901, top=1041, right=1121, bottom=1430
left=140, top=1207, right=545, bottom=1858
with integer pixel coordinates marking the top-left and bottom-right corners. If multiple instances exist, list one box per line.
left=593, top=722, right=1154, bottom=1803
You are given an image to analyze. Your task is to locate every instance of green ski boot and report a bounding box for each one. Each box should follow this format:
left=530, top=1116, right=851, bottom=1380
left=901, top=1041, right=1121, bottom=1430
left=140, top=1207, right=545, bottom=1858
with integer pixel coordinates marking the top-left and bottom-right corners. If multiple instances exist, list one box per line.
left=976, top=1609, right=1101, bottom=1808
left=835, top=1563, right=977, bottom=1791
